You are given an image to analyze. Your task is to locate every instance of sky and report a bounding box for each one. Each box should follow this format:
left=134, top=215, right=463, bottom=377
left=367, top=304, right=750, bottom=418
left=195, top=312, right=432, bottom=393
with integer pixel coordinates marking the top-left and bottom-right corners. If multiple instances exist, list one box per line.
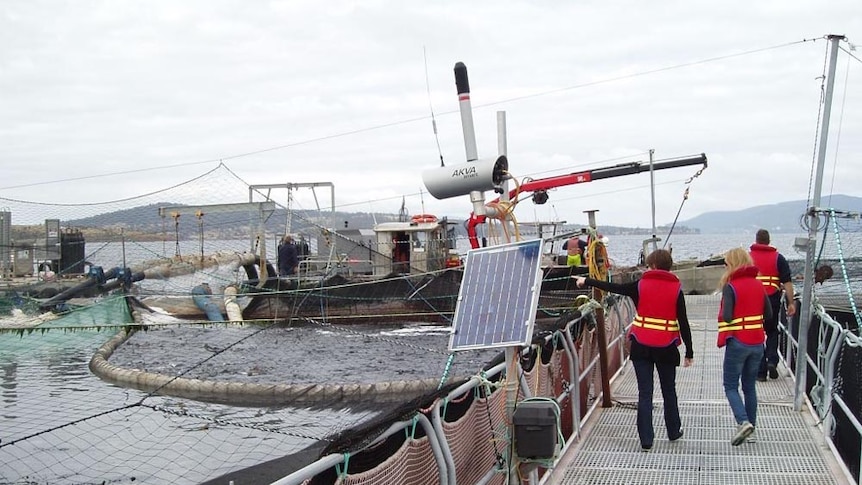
left=1, top=1, right=861, bottom=229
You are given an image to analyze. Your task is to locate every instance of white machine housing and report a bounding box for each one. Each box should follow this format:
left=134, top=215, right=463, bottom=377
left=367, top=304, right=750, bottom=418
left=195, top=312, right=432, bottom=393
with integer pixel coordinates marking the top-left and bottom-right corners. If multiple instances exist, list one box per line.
left=422, top=156, right=508, bottom=200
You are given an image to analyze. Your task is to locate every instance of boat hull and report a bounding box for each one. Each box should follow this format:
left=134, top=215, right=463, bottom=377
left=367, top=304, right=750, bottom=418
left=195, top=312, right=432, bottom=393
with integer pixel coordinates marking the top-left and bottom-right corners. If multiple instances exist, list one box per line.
left=239, top=264, right=638, bottom=324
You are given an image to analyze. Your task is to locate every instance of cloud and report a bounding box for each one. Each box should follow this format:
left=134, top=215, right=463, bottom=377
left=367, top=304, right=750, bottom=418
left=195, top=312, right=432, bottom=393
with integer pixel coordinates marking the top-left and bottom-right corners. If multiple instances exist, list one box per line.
left=1, top=0, right=860, bottom=229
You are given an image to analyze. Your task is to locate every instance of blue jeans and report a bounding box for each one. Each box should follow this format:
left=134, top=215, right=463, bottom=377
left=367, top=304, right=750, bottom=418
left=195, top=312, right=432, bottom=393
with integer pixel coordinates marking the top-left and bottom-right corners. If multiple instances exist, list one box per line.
left=723, top=338, right=764, bottom=426
left=632, top=359, right=681, bottom=447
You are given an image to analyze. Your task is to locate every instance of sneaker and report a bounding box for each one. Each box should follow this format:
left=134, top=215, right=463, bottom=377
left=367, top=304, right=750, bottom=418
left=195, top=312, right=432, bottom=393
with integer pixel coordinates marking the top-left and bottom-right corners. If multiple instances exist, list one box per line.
left=747, top=429, right=757, bottom=443
left=732, top=421, right=755, bottom=446
left=757, top=374, right=767, bottom=382
left=641, top=443, right=652, bottom=451
left=669, top=429, right=684, bottom=442
left=768, top=365, right=779, bottom=379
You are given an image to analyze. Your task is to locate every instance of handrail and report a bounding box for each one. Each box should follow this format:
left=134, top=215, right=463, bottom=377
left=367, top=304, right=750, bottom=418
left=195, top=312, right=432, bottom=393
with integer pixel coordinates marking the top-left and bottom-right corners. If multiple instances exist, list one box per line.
left=270, top=295, right=634, bottom=484
left=781, top=298, right=862, bottom=483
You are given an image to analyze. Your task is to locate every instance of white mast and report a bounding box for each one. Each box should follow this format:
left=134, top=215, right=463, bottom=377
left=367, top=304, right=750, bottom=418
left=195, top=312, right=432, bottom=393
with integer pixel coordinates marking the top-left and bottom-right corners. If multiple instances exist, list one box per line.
left=794, top=34, right=845, bottom=411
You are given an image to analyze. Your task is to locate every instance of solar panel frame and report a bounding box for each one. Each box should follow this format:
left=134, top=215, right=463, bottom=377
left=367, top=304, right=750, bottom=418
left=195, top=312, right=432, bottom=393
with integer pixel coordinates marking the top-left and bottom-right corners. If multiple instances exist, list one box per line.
left=448, top=239, right=544, bottom=351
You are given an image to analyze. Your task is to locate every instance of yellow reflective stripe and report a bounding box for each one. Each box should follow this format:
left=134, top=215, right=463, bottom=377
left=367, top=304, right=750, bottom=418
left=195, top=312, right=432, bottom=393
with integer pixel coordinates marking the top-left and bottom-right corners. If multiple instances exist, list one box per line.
left=756, top=275, right=780, bottom=290
left=718, top=323, right=764, bottom=332
left=729, top=315, right=763, bottom=324
left=633, top=321, right=680, bottom=331
left=634, top=314, right=677, bottom=325
left=632, top=314, right=679, bottom=331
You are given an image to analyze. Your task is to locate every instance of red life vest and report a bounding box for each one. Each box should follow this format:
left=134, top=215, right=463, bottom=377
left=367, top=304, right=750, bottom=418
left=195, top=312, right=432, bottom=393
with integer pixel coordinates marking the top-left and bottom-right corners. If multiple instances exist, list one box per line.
left=717, top=265, right=766, bottom=347
left=749, top=243, right=780, bottom=296
left=631, top=269, right=682, bottom=348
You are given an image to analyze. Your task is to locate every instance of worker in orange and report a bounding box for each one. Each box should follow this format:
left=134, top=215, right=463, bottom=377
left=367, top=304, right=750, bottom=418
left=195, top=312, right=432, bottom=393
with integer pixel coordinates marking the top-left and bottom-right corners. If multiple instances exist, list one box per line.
left=749, top=228, right=796, bottom=380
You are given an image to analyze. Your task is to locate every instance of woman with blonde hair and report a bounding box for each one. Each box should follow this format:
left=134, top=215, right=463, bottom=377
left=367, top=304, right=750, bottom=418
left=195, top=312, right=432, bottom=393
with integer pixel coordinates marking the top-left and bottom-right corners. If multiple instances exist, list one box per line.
left=717, top=247, right=772, bottom=445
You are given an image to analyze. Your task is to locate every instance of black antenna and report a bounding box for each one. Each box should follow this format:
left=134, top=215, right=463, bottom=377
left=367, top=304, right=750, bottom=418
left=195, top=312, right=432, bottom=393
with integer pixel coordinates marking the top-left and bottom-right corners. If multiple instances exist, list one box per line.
left=424, top=46, right=445, bottom=167
left=398, top=196, right=409, bottom=222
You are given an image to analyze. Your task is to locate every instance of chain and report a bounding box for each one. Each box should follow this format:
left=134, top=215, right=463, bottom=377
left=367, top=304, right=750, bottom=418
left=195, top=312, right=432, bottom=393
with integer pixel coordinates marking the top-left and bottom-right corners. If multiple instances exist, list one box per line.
left=685, top=165, right=706, bottom=184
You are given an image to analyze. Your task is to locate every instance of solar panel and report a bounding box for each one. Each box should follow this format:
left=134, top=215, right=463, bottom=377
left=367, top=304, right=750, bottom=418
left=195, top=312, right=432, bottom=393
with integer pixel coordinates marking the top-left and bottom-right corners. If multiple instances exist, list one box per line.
left=448, top=239, right=543, bottom=351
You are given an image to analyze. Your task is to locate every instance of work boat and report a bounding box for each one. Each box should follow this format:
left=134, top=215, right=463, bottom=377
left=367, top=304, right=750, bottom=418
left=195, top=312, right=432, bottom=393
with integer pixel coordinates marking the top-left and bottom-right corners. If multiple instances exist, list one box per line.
left=235, top=148, right=706, bottom=325
left=262, top=44, right=858, bottom=483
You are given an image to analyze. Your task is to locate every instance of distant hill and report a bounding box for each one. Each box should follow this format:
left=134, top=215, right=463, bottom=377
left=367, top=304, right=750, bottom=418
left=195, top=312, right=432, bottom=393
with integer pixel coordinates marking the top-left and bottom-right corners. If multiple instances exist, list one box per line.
left=62, top=204, right=412, bottom=240
left=678, top=194, right=862, bottom=233
left=19, top=194, right=860, bottom=240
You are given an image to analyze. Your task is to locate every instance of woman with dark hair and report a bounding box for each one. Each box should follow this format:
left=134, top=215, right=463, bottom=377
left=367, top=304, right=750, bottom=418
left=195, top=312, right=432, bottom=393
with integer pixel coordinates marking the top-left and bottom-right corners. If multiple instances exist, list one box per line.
left=575, top=249, right=693, bottom=450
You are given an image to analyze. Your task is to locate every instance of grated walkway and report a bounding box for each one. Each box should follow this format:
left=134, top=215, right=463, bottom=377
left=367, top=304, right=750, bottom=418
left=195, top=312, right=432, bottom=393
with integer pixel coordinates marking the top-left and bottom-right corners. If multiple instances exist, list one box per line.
left=547, top=294, right=853, bottom=485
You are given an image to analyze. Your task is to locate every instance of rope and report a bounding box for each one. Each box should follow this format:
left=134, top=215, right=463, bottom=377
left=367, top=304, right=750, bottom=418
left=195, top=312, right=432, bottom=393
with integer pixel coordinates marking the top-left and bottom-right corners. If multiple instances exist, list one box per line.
left=586, top=236, right=609, bottom=283
left=829, top=209, right=862, bottom=329
left=661, top=163, right=706, bottom=248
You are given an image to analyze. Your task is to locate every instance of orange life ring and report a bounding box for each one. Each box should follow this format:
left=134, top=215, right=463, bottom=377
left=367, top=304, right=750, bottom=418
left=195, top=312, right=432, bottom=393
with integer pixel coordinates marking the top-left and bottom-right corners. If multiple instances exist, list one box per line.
left=411, top=214, right=438, bottom=223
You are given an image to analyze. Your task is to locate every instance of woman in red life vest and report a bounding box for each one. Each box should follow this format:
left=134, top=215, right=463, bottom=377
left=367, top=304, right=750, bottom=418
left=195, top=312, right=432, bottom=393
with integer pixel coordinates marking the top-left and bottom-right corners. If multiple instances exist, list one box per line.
left=717, top=247, right=772, bottom=446
left=575, top=249, right=693, bottom=450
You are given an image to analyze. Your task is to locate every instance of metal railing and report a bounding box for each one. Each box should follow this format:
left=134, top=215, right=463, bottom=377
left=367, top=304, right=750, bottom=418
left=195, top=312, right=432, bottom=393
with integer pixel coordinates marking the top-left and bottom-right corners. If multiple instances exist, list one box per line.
left=270, top=295, right=635, bottom=484
left=782, top=298, right=862, bottom=482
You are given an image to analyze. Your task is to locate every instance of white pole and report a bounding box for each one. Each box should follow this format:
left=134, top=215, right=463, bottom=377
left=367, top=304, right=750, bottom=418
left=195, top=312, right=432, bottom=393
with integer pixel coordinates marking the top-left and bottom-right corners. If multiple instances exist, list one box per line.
left=649, top=149, right=657, bottom=253
left=454, top=62, right=491, bottom=219
left=795, top=34, right=844, bottom=411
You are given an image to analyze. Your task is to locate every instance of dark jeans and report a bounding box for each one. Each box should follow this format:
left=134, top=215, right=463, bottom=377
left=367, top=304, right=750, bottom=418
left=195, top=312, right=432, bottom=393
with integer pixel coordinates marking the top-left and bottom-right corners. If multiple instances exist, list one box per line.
left=758, top=327, right=780, bottom=375
left=759, top=294, right=783, bottom=375
left=632, top=358, right=681, bottom=447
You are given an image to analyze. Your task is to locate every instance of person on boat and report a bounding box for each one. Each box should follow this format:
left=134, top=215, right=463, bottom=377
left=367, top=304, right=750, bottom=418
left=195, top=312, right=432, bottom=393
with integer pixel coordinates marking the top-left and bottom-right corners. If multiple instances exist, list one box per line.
left=749, top=229, right=796, bottom=381
left=717, top=247, right=772, bottom=446
left=297, top=235, right=310, bottom=261
left=575, top=248, right=693, bottom=450
left=278, top=235, right=299, bottom=276
left=563, top=236, right=587, bottom=266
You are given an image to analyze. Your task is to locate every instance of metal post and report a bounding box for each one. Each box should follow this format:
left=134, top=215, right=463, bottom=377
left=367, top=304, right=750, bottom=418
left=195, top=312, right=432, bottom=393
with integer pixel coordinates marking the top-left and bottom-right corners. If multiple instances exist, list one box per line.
left=505, top=346, right=520, bottom=485
left=648, top=149, right=658, bottom=253
left=454, top=63, right=490, bottom=220
left=795, top=34, right=844, bottom=411
left=497, top=111, right=509, bottom=203
left=585, top=209, right=612, bottom=407
left=497, top=111, right=516, bottom=242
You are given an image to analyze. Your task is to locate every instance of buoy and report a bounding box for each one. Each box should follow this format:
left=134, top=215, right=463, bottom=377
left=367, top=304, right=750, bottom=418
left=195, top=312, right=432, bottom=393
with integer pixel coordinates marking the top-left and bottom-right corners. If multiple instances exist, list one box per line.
left=411, top=214, right=438, bottom=223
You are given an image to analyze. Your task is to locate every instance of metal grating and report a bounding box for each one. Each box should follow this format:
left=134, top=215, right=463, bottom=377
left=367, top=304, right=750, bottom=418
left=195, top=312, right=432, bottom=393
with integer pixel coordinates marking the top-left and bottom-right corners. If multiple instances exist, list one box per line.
left=448, top=239, right=543, bottom=351
left=549, top=293, right=852, bottom=485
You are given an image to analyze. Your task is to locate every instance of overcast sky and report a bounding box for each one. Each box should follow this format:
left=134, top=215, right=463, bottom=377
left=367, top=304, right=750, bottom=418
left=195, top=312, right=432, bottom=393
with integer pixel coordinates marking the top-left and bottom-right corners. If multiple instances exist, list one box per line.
left=1, top=1, right=860, bottom=229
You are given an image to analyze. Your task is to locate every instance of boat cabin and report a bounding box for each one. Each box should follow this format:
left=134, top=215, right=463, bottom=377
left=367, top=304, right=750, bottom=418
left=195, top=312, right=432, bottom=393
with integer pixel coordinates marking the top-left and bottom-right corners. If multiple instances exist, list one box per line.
left=371, top=216, right=451, bottom=277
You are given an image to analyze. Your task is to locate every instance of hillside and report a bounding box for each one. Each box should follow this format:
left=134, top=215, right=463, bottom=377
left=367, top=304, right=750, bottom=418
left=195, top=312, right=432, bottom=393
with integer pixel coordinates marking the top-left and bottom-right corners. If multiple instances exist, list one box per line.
left=678, top=194, right=862, bottom=234
left=9, top=194, right=859, bottom=241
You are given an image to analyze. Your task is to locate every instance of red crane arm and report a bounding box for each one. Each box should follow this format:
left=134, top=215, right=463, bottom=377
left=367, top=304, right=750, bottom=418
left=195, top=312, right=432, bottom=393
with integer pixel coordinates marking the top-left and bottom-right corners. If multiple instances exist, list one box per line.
left=466, top=154, right=707, bottom=249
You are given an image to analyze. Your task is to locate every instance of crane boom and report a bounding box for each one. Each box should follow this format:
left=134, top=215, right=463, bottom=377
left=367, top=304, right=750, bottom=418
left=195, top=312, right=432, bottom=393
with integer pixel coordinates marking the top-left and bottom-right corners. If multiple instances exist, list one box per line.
left=467, top=153, right=707, bottom=248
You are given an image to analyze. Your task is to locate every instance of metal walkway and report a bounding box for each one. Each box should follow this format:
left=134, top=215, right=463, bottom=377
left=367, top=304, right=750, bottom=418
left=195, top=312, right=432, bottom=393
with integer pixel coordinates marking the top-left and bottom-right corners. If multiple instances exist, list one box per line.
left=547, top=294, right=854, bottom=485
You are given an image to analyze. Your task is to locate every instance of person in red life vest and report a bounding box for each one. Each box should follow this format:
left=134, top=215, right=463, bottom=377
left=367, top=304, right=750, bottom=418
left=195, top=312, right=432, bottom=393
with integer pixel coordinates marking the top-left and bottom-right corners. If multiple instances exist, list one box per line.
left=749, top=229, right=796, bottom=381
left=575, top=249, right=693, bottom=451
left=717, top=247, right=773, bottom=446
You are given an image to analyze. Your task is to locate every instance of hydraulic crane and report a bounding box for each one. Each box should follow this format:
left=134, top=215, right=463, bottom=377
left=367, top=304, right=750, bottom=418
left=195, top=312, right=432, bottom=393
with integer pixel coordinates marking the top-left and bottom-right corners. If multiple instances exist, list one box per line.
left=465, top=154, right=708, bottom=249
